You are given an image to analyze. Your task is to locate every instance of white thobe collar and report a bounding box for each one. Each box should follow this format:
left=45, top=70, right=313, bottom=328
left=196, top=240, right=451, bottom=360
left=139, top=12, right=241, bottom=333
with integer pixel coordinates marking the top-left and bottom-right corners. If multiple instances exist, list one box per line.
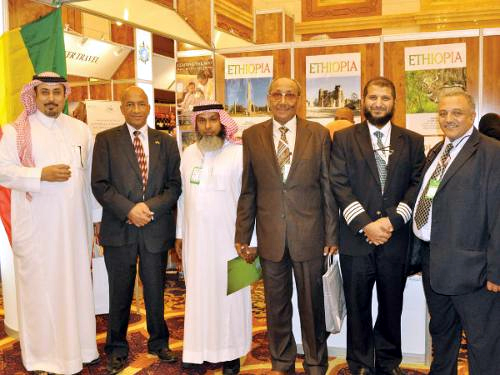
left=35, top=110, right=61, bottom=129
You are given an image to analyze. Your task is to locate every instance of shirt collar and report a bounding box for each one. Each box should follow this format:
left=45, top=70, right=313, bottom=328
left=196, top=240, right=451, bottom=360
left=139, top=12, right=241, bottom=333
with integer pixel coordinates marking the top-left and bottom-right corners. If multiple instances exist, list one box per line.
left=273, top=116, right=297, bottom=133
left=444, top=125, right=474, bottom=148
left=35, top=110, right=60, bottom=129
left=367, top=121, right=391, bottom=138
left=127, top=123, right=148, bottom=138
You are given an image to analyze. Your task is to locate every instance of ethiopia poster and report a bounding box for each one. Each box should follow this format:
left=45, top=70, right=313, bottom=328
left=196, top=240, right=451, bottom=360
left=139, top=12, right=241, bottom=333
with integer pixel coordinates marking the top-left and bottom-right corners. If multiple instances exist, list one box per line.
left=224, top=56, right=273, bottom=116
left=405, top=43, right=466, bottom=136
left=306, top=53, right=361, bottom=120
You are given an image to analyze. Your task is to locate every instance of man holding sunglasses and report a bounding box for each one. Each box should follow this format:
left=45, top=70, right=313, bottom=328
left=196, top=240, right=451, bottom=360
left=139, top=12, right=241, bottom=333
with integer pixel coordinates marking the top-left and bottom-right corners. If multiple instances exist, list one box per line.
left=235, top=77, right=339, bottom=375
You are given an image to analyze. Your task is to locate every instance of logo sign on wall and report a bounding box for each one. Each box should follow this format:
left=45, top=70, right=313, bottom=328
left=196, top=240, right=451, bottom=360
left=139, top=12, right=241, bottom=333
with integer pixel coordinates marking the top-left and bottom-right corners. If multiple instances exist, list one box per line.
left=135, top=29, right=153, bottom=81
left=64, top=33, right=132, bottom=80
left=305, top=53, right=361, bottom=120
left=224, top=56, right=273, bottom=117
left=404, top=43, right=467, bottom=136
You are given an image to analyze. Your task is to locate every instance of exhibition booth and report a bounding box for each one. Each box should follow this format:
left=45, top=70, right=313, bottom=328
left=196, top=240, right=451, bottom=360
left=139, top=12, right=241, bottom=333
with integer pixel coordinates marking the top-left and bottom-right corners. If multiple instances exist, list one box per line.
left=1, top=0, right=500, bottom=367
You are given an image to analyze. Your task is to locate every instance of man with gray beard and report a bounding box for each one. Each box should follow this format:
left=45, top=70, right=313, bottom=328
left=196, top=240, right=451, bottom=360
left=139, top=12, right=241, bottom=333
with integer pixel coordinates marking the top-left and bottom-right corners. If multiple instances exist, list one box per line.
left=175, top=101, right=255, bottom=374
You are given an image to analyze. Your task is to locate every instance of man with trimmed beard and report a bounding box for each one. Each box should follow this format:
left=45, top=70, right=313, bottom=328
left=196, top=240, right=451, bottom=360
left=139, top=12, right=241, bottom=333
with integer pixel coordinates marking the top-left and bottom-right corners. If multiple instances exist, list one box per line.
left=175, top=101, right=254, bottom=374
left=0, top=72, right=100, bottom=374
left=331, top=77, right=425, bottom=375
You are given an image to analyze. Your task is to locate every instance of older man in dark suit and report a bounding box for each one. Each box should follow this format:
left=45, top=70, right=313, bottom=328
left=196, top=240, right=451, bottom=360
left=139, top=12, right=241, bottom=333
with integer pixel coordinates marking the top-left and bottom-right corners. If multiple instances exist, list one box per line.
left=235, top=77, right=338, bottom=375
left=92, top=86, right=181, bottom=374
left=331, top=77, right=425, bottom=375
left=413, top=89, right=500, bottom=375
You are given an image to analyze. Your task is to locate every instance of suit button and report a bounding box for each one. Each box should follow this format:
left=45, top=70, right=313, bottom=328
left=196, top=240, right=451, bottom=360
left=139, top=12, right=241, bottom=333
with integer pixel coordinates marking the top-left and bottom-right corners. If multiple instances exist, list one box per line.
left=376, top=210, right=382, bottom=215
left=281, top=214, right=285, bottom=219
left=283, top=189, right=287, bottom=193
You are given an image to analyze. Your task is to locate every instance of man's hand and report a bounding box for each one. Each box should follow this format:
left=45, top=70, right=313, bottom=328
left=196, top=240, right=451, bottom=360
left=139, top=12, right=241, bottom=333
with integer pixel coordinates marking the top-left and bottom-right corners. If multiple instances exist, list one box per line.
left=363, top=219, right=392, bottom=246
left=127, top=202, right=154, bottom=227
left=323, top=245, right=338, bottom=256
left=41, top=164, right=71, bottom=182
left=174, top=239, right=182, bottom=261
left=487, top=281, right=500, bottom=293
left=235, top=243, right=258, bottom=264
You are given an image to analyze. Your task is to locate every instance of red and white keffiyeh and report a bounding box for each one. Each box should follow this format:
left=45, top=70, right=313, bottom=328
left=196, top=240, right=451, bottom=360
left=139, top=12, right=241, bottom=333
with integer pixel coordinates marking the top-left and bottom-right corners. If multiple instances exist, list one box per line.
left=191, top=100, right=240, bottom=144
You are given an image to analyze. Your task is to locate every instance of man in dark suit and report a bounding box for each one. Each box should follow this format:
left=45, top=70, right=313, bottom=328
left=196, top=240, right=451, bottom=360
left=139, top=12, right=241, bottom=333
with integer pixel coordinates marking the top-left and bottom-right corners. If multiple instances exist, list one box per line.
left=235, top=77, right=338, bottom=375
left=413, top=89, right=500, bottom=375
left=331, top=77, right=425, bottom=375
left=92, top=86, right=181, bottom=374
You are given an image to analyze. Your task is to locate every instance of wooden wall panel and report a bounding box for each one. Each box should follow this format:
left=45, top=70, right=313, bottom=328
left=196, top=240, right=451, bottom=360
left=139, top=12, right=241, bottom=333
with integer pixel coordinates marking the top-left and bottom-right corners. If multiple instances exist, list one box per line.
left=256, top=13, right=282, bottom=44
left=216, top=14, right=253, bottom=42
left=285, top=15, right=294, bottom=42
left=90, top=84, right=112, bottom=100
left=302, top=0, right=381, bottom=22
left=177, top=0, right=211, bottom=45
left=146, top=0, right=174, bottom=8
left=384, top=37, right=479, bottom=127
left=8, top=1, right=82, bottom=31
left=482, top=35, right=500, bottom=115
left=153, top=34, right=175, bottom=58
left=295, top=44, right=380, bottom=118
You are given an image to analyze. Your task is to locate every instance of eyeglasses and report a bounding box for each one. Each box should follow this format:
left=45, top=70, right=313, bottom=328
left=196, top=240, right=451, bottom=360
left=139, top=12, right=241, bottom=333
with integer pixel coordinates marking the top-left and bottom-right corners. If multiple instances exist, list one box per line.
left=269, top=91, right=299, bottom=102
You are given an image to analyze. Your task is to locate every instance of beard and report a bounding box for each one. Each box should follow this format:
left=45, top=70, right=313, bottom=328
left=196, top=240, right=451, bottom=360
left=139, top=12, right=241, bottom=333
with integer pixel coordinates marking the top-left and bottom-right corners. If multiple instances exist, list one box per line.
left=197, top=134, right=224, bottom=152
left=363, top=107, right=393, bottom=127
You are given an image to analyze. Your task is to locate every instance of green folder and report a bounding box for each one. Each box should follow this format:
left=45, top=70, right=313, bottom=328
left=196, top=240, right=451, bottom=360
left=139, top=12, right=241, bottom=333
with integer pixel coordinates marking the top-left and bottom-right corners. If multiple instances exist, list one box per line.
left=227, top=256, right=262, bottom=295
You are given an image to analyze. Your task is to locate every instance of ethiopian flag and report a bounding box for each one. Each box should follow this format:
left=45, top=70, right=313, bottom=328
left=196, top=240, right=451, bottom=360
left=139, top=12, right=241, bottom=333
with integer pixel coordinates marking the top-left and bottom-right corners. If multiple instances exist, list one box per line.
left=0, top=8, right=67, bottom=242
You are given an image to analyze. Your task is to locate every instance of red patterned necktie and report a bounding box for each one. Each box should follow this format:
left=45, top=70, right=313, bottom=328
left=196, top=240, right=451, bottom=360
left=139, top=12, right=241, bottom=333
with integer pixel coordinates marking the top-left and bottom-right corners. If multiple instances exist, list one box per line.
left=133, top=130, right=148, bottom=193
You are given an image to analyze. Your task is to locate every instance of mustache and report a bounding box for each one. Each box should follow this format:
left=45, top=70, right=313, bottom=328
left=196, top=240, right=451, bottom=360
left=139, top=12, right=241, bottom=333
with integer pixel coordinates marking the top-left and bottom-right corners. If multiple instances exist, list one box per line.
left=44, top=102, right=59, bottom=106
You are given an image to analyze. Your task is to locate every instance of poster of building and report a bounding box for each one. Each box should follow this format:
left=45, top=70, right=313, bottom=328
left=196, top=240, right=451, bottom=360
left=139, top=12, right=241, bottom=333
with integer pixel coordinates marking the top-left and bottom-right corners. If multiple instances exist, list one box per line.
left=176, top=57, right=214, bottom=127
left=405, top=43, right=467, bottom=136
left=306, top=53, right=361, bottom=119
left=224, top=56, right=273, bottom=116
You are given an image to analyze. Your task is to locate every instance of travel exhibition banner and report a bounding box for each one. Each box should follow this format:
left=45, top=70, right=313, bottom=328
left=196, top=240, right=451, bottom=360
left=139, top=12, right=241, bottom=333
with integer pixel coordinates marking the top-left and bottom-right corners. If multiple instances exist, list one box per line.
left=224, top=56, right=273, bottom=117
left=306, top=53, right=361, bottom=122
left=405, top=43, right=467, bottom=138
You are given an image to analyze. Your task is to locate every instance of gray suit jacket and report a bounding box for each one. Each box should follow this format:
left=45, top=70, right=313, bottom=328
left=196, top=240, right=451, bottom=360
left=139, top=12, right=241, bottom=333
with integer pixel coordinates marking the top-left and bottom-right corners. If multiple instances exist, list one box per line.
left=92, top=124, right=181, bottom=252
left=235, top=117, right=339, bottom=262
left=424, top=129, right=500, bottom=294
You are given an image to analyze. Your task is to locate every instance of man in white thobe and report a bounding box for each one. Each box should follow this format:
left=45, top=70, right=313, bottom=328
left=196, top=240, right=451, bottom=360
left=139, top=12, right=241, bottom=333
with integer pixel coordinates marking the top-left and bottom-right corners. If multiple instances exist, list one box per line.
left=175, top=101, right=255, bottom=374
left=0, top=72, right=100, bottom=374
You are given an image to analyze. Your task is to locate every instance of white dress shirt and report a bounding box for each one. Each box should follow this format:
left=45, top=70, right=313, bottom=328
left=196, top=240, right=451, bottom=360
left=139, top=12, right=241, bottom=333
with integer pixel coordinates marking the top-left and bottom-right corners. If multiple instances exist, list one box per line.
left=413, top=126, right=474, bottom=241
left=273, top=116, right=297, bottom=180
left=367, top=121, right=392, bottom=164
left=127, top=123, right=149, bottom=170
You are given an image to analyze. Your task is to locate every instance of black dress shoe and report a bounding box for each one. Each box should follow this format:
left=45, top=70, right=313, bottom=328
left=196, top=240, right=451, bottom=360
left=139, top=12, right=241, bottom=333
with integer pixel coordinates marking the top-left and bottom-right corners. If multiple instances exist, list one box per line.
left=182, top=362, right=199, bottom=369
left=83, top=356, right=100, bottom=366
left=106, top=355, right=127, bottom=375
left=148, top=347, right=177, bottom=363
left=222, top=358, right=240, bottom=374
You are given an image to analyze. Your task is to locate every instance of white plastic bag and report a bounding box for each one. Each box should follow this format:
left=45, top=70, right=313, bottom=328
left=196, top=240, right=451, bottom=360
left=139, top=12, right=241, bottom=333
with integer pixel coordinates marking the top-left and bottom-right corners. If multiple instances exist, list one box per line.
left=322, top=254, right=346, bottom=334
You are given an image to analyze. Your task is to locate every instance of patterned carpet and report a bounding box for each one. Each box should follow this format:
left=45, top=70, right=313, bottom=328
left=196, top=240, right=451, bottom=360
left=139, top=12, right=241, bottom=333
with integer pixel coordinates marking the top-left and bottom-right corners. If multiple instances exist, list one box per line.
left=0, top=274, right=469, bottom=374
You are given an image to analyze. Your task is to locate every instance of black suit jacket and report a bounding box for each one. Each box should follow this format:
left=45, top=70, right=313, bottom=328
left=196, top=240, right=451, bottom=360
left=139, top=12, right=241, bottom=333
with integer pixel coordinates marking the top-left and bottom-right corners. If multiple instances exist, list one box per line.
left=420, top=129, right=500, bottom=295
left=235, top=117, right=339, bottom=262
left=331, top=121, right=425, bottom=262
left=91, top=124, right=181, bottom=252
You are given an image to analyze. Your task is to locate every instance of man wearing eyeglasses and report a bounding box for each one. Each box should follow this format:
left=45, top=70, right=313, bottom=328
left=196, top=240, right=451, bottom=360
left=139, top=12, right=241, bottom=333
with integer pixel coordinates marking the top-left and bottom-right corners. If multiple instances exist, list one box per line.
left=413, top=89, right=500, bottom=375
left=331, top=77, right=425, bottom=375
left=235, top=77, right=339, bottom=375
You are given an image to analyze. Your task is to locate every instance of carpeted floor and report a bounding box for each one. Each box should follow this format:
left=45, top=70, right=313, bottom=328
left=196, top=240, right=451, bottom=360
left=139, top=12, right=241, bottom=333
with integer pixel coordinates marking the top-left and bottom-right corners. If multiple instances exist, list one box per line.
left=0, top=275, right=470, bottom=374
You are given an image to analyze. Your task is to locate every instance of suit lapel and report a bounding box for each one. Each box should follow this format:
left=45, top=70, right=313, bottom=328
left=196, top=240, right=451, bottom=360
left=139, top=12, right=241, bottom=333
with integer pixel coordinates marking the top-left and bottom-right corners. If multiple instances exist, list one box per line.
left=118, top=124, right=142, bottom=182
left=287, top=118, right=311, bottom=180
left=147, top=128, right=161, bottom=187
left=384, top=125, right=404, bottom=191
left=438, top=129, right=479, bottom=192
left=354, top=122, right=380, bottom=187
left=259, top=119, right=281, bottom=177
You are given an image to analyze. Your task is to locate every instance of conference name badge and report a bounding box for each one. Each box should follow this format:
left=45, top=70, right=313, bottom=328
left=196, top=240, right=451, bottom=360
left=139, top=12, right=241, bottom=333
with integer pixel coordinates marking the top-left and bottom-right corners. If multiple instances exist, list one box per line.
left=190, top=166, right=202, bottom=184
left=425, top=179, right=440, bottom=199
